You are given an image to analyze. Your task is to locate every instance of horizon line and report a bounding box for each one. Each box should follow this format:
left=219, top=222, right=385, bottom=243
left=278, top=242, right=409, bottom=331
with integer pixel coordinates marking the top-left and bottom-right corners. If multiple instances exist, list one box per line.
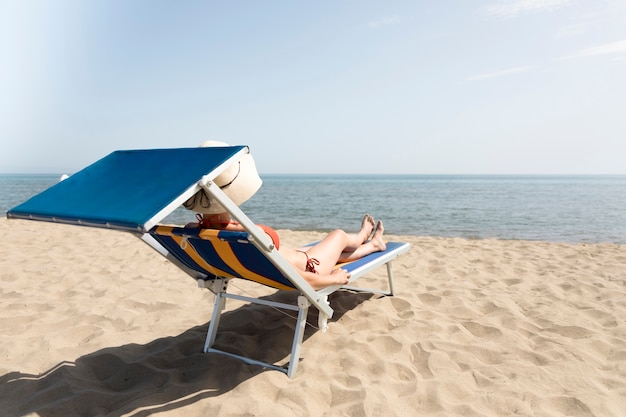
left=1, top=172, right=625, bottom=177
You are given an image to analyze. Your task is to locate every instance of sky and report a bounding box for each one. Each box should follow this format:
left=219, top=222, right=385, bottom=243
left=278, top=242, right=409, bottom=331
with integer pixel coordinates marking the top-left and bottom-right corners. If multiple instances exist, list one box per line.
left=1, top=0, right=626, bottom=175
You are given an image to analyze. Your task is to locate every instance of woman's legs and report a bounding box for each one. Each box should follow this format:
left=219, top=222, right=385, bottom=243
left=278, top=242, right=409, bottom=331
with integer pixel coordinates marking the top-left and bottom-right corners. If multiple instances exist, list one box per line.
left=303, top=217, right=385, bottom=275
left=346, top=214, right=375, bottom=249
left=338, top=220, right=386, bottom=262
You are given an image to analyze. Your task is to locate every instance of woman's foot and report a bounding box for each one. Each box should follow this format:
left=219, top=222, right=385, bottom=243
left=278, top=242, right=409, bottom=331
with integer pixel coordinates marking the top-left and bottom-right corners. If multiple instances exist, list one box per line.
left=371, top=220, right=386, bottom=251
left=360, top=214, right=376, bottom=243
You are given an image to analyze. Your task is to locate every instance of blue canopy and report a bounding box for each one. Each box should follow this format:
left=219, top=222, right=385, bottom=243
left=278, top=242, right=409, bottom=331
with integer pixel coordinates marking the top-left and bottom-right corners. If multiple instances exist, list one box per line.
left=7, top=146, right=248, bottom=232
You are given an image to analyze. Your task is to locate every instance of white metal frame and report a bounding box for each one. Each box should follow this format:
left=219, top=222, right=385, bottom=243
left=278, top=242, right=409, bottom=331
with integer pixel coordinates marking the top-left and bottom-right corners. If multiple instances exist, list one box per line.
left=198, top=278, right=311, bottom=378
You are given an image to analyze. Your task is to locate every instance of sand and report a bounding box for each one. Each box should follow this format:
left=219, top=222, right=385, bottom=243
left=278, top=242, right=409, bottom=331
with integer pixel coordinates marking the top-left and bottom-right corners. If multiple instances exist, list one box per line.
left=0, top=217, right=625, bottom=417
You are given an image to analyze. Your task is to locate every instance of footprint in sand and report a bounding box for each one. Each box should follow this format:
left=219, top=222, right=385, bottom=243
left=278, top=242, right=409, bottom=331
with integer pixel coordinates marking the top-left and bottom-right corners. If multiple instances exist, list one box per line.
left=390, top=297, right=415, bottom=319
left=418, top=293, right=441, bottom=306
left=462, top=321, right=503, bottom=338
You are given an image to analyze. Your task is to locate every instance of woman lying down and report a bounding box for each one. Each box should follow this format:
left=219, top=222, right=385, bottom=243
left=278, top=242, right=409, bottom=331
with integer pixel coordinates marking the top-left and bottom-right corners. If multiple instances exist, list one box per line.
left=187, top=213, right=386, bottom=290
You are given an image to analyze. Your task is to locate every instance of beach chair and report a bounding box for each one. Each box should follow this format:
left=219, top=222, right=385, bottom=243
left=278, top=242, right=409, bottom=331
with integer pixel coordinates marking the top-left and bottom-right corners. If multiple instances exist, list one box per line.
left=7, top=146, right=410, bottom=378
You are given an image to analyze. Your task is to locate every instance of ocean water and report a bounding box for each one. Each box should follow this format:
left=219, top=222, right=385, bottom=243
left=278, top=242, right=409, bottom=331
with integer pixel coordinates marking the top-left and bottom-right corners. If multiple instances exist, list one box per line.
left=2, top=174, right=625, bottom=244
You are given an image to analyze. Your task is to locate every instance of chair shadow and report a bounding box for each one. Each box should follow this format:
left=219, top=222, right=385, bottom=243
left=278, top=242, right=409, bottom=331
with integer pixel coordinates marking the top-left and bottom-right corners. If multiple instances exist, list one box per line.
left=0, top=290, right=373, bottom=417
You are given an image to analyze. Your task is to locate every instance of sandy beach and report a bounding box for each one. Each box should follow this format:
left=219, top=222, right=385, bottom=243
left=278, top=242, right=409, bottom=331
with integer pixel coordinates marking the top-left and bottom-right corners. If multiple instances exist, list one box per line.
left=1, top=217, right=625, bottom=416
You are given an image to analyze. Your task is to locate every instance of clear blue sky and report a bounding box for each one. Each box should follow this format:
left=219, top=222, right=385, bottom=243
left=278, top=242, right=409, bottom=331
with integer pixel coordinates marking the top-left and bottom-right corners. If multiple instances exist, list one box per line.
left=1, top=0, right=625, bottom=174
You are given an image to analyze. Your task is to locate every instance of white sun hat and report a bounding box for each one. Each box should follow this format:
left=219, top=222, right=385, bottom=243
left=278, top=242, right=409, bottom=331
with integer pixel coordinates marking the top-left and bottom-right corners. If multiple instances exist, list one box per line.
left=183, top=140, right=262, bottom=214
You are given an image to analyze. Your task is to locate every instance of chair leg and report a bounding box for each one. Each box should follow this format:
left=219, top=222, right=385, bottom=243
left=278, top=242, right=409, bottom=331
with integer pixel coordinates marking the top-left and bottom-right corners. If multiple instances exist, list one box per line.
left=386, top=262, right=396, bottom=296
left=204, top=290, right=227, bottom=352
left=287, top=296, right=310, bottom=378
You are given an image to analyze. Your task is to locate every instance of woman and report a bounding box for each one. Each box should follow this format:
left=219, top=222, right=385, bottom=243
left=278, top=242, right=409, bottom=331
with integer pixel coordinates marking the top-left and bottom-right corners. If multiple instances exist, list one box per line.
left=189, top=213, right=387, bottom=290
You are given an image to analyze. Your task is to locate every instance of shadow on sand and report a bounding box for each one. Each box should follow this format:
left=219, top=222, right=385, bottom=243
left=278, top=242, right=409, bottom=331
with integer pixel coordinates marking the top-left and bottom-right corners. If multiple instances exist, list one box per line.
left=0, top=290, right=373, bottom=417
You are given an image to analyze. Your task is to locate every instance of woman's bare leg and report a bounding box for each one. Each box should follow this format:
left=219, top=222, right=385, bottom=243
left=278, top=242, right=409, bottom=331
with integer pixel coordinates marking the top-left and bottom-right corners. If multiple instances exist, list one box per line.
left=303, top=219, right=386, bottom=275
left=303, top=229, right=355, bottom=275
left=301, top=215, right=375, bottom=275
left=353, top=214, right=376, bottom=246
left=338, top=220, right=386, bottom=262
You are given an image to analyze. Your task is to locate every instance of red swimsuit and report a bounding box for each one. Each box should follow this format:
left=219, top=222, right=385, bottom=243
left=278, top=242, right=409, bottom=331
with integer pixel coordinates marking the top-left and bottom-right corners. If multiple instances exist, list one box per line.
left=296, top=250, right=320, bottom=274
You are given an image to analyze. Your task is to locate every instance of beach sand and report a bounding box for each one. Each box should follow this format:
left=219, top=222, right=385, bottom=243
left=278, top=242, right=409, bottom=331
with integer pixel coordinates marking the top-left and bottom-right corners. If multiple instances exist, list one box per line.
left=1, top=217, right=625, bottom=416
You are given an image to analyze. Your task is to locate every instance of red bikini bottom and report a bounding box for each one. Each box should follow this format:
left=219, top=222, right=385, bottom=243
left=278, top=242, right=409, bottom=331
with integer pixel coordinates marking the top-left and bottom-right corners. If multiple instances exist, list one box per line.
left=296, top=250, right=320, bottom=274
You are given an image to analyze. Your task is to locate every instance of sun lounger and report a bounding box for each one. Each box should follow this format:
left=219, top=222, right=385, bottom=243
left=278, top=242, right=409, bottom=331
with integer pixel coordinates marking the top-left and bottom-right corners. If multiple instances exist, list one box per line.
left=7, top=146, right=410, bottom=377
left=148, top=225, right=409, bottom=376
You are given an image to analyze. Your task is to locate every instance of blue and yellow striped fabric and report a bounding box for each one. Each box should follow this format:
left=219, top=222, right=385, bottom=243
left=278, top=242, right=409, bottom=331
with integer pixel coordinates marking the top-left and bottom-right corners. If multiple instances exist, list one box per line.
left=150, top=225, right=409, bottom=291
left=150, top=226, right=297, bottom=290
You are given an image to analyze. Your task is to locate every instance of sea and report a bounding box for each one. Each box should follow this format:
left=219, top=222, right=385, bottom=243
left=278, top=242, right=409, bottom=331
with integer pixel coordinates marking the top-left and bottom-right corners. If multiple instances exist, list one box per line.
left=1, top=174, right=625, bottom=244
